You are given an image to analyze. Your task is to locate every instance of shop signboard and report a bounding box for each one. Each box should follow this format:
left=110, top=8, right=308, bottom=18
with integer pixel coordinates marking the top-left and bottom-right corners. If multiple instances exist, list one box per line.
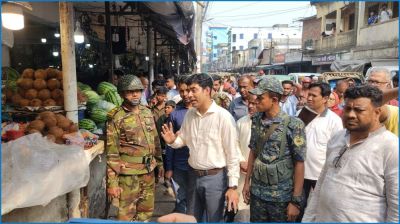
left=312, top=54, right=336, bottom=65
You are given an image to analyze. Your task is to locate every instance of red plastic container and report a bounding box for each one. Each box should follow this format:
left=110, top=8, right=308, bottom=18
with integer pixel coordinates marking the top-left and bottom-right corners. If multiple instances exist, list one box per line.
left=6, top=130, right=25, bottom=141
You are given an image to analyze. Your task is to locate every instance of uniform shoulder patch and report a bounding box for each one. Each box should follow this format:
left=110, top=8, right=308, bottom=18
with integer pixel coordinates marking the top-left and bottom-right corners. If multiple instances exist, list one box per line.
left=293, top=136, right=305, bottom=147
left=288, top=116, right=305, bottom=129
left=139, top=105, right=153, bottom=114
left=107, top=107, right=122, bottom=120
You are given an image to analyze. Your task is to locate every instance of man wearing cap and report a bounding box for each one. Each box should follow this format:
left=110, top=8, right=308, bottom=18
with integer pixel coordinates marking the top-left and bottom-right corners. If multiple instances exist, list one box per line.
left=211, top=74, right=232, bottom=110
left=242, top=76, right=306, bottom=222
left=106, top=75, right=164, bottom=221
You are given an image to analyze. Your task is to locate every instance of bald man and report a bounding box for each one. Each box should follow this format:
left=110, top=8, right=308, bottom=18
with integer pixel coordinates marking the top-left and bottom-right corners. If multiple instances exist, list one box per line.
left=297, top=77, right=312, bottom=110
left=334, top=80, right=349, bottom=109
left=228, top=75, right=254, bottom=121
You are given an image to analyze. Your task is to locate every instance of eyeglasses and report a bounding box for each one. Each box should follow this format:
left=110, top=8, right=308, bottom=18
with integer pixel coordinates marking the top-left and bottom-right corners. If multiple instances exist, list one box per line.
left=333, top=146, right=349, bottom=168
left=366, top=80, right=388, bottom=85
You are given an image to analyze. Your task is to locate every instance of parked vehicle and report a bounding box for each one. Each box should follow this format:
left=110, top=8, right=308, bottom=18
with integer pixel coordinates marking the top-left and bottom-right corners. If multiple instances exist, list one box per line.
left=288, top=73, right=321, bottom=84
left=321, top=72, right=365, bottom=89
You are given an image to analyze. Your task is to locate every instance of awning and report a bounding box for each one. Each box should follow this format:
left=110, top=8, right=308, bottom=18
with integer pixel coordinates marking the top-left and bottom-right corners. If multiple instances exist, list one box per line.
left=330, top=60, right=370, bottom=72
left=142, top=2, right=194, bottom=46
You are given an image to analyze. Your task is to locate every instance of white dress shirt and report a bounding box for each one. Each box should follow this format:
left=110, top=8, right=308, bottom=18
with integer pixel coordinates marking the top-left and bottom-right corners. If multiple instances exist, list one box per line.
left=236, top=114, right=251, bottom=222
left=303, top=127, right=399, bottom=222
left=304, top=108, right=343, bottom=180
left=236, top=115, right=252, bottom=162
left=169, top=101, right=241, bottom=187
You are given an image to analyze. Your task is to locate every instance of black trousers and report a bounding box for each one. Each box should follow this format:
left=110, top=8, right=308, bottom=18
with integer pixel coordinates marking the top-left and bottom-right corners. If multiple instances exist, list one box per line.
left=297, top=179, right=317, bottom=222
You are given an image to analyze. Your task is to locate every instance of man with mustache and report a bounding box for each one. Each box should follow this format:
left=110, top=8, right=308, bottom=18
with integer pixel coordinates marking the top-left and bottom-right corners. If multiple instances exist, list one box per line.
left=161, top=73, right=241, bottom=222
left=106, top=75, right=164, bottom=221
left=302, top=85, right=398, bottom=222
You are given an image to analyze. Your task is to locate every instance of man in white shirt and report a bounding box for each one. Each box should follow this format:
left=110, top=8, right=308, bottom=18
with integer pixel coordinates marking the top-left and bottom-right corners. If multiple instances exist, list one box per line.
left=166, top=75, right=181, bottom=103
left=379, top=3, right=392, bottom=22
left=302, top=85, right=398, bottom=222
left=235, top=94, right=258, bottom=222
left=296, top=82, right=343, bottom=220
left=161, top=73, right=240, bottom=222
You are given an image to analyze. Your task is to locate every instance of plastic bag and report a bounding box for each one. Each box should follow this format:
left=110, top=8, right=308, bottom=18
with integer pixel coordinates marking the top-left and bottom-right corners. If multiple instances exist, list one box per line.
left=1, top=133, right=90, bottom=215
left=64, top=131, right=85, bottom=147
left=80, top=129, right=99, bottom=149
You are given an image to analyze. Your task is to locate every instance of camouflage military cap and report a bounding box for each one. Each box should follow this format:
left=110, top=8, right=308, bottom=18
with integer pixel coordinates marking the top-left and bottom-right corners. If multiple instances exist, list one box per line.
left=249, top=76, right=283, bottom=95
left=118, top=75, right=144, bottom=91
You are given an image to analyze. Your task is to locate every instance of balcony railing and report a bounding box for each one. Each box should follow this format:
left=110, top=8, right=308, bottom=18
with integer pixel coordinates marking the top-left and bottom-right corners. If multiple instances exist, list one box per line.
left=358, top=18, right=399, bottom=47
left=314, top=30, right=356, bottom=52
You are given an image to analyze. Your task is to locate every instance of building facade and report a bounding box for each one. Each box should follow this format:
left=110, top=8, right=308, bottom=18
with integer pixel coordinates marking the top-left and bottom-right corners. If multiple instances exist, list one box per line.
left=303, top=1, right=398, bottom=73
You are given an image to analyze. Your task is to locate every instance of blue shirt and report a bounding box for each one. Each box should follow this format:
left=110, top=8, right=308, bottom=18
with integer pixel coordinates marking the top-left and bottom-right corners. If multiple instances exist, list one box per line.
left=279, top=95, right=299, bottom=116
left=165, top=102, right=190, bottom=171
left=167, top=89, right=179, bottom=101
left=228, top=96, right=248, bottom=121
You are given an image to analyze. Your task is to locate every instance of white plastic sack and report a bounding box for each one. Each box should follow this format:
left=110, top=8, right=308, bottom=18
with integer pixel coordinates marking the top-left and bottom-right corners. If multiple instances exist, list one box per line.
left=1, top=133, right=90, bottom=215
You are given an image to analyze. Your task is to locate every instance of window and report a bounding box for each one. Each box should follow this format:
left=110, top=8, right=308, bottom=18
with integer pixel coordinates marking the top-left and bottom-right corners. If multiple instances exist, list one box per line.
left=254, top=33, right=258, bottom=39
left=213, top=53, right=217, bottom=57
left=268, top=33, right=272, bottom=39
left=214, top=36, right=217, bottom=40
left=240, top=46, right=244, bottom=50
left=240, top=34, right=244, bottom=39
left=393, top=1, right=399, bottom=18
left=232, top=46, right=236, bottom=51
left=232, top=34, right=236, bottom=42
left=348, top=13, right=355, bottom=30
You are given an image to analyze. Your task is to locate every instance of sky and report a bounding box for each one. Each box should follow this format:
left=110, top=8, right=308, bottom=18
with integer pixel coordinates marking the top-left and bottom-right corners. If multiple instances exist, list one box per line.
left=203, top=1, right=316, bottom=28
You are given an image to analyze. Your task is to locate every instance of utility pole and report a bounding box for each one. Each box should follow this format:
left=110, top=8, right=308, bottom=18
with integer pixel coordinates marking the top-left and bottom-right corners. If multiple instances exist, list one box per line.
left=59, top=2, right=80, bottom=218
left=194, top=1, right=204, bottom=73
left=147, top=23, right=154, bottom=91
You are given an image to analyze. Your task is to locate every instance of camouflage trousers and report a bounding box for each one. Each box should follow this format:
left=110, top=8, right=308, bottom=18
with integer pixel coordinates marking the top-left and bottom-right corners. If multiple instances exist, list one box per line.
left=250, top=194, right=289, bottom=222
left=118, top=172, right=155, bottom=221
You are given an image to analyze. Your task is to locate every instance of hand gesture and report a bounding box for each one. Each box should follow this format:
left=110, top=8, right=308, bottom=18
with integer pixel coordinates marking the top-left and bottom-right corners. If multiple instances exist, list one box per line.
left=240, top=161, right=248, bottom=173
left=287, top=202, right=300, bottom=222
left=158, top=167, right=165, bottom=180
left=242, top=182, right=250, bottom=205
left=225, top=188, right=239, bottom=212
left=107, top=187, right=123, bottom=201
left=165, top=170, right=173, bottom=180
left=161, top=122, right=177, bottom=144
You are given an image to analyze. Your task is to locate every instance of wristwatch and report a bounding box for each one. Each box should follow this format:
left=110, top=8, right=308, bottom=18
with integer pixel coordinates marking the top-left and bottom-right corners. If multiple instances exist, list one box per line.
left=290, top=195, right=303, bottom=208
left=228, top=186, right=238, bottom=190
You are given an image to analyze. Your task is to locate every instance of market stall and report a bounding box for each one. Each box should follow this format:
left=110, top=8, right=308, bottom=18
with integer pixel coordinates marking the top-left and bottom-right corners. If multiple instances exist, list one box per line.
left=1, top=2, right=108, bottom=222
left=2, top=1, right=197, bottom=221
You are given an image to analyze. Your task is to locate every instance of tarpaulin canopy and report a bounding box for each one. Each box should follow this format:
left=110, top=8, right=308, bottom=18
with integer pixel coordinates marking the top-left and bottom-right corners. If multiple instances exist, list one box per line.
left=330, top=59, right=370, bottom=72
left=142, top=2, right=194, bottom=46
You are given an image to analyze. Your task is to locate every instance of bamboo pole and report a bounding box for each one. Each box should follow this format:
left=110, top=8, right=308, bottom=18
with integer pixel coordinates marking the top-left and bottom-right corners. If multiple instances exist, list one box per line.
left=59, top=2, right=78, bottom=123
left=59, top=2, right=81, bottom=219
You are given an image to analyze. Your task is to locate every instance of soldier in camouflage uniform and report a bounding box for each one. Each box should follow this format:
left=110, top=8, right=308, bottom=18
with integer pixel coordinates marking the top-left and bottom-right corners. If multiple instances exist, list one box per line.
left=211, top=74, right=232, bottom=109
left=106, top=75, right=164, bottom=221
left=212, top=91, right=232, bottom=109
left=242, top=76, right=306, bottom=222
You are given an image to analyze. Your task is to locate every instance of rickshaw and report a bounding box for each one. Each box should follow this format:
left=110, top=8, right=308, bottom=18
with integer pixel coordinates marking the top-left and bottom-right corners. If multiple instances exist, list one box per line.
left=320, top=72, right=365, bottom=90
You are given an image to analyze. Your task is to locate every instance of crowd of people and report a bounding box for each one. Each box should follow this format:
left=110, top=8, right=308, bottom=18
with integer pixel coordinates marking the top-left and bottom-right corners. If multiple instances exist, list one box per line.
left=368, top=3, right=393, bottom=25
left=105, top=67, right=398, bottom=222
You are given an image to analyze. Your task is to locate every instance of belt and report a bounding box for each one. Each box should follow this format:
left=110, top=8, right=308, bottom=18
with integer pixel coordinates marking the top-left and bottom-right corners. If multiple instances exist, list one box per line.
left=192, top=167, right=224, bottom=177
left=120, top=154, right=153, bottom=164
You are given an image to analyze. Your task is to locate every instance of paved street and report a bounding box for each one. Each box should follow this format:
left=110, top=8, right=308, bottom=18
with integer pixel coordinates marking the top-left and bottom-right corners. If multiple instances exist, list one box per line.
left=151, top=182, right=176, bottom=222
